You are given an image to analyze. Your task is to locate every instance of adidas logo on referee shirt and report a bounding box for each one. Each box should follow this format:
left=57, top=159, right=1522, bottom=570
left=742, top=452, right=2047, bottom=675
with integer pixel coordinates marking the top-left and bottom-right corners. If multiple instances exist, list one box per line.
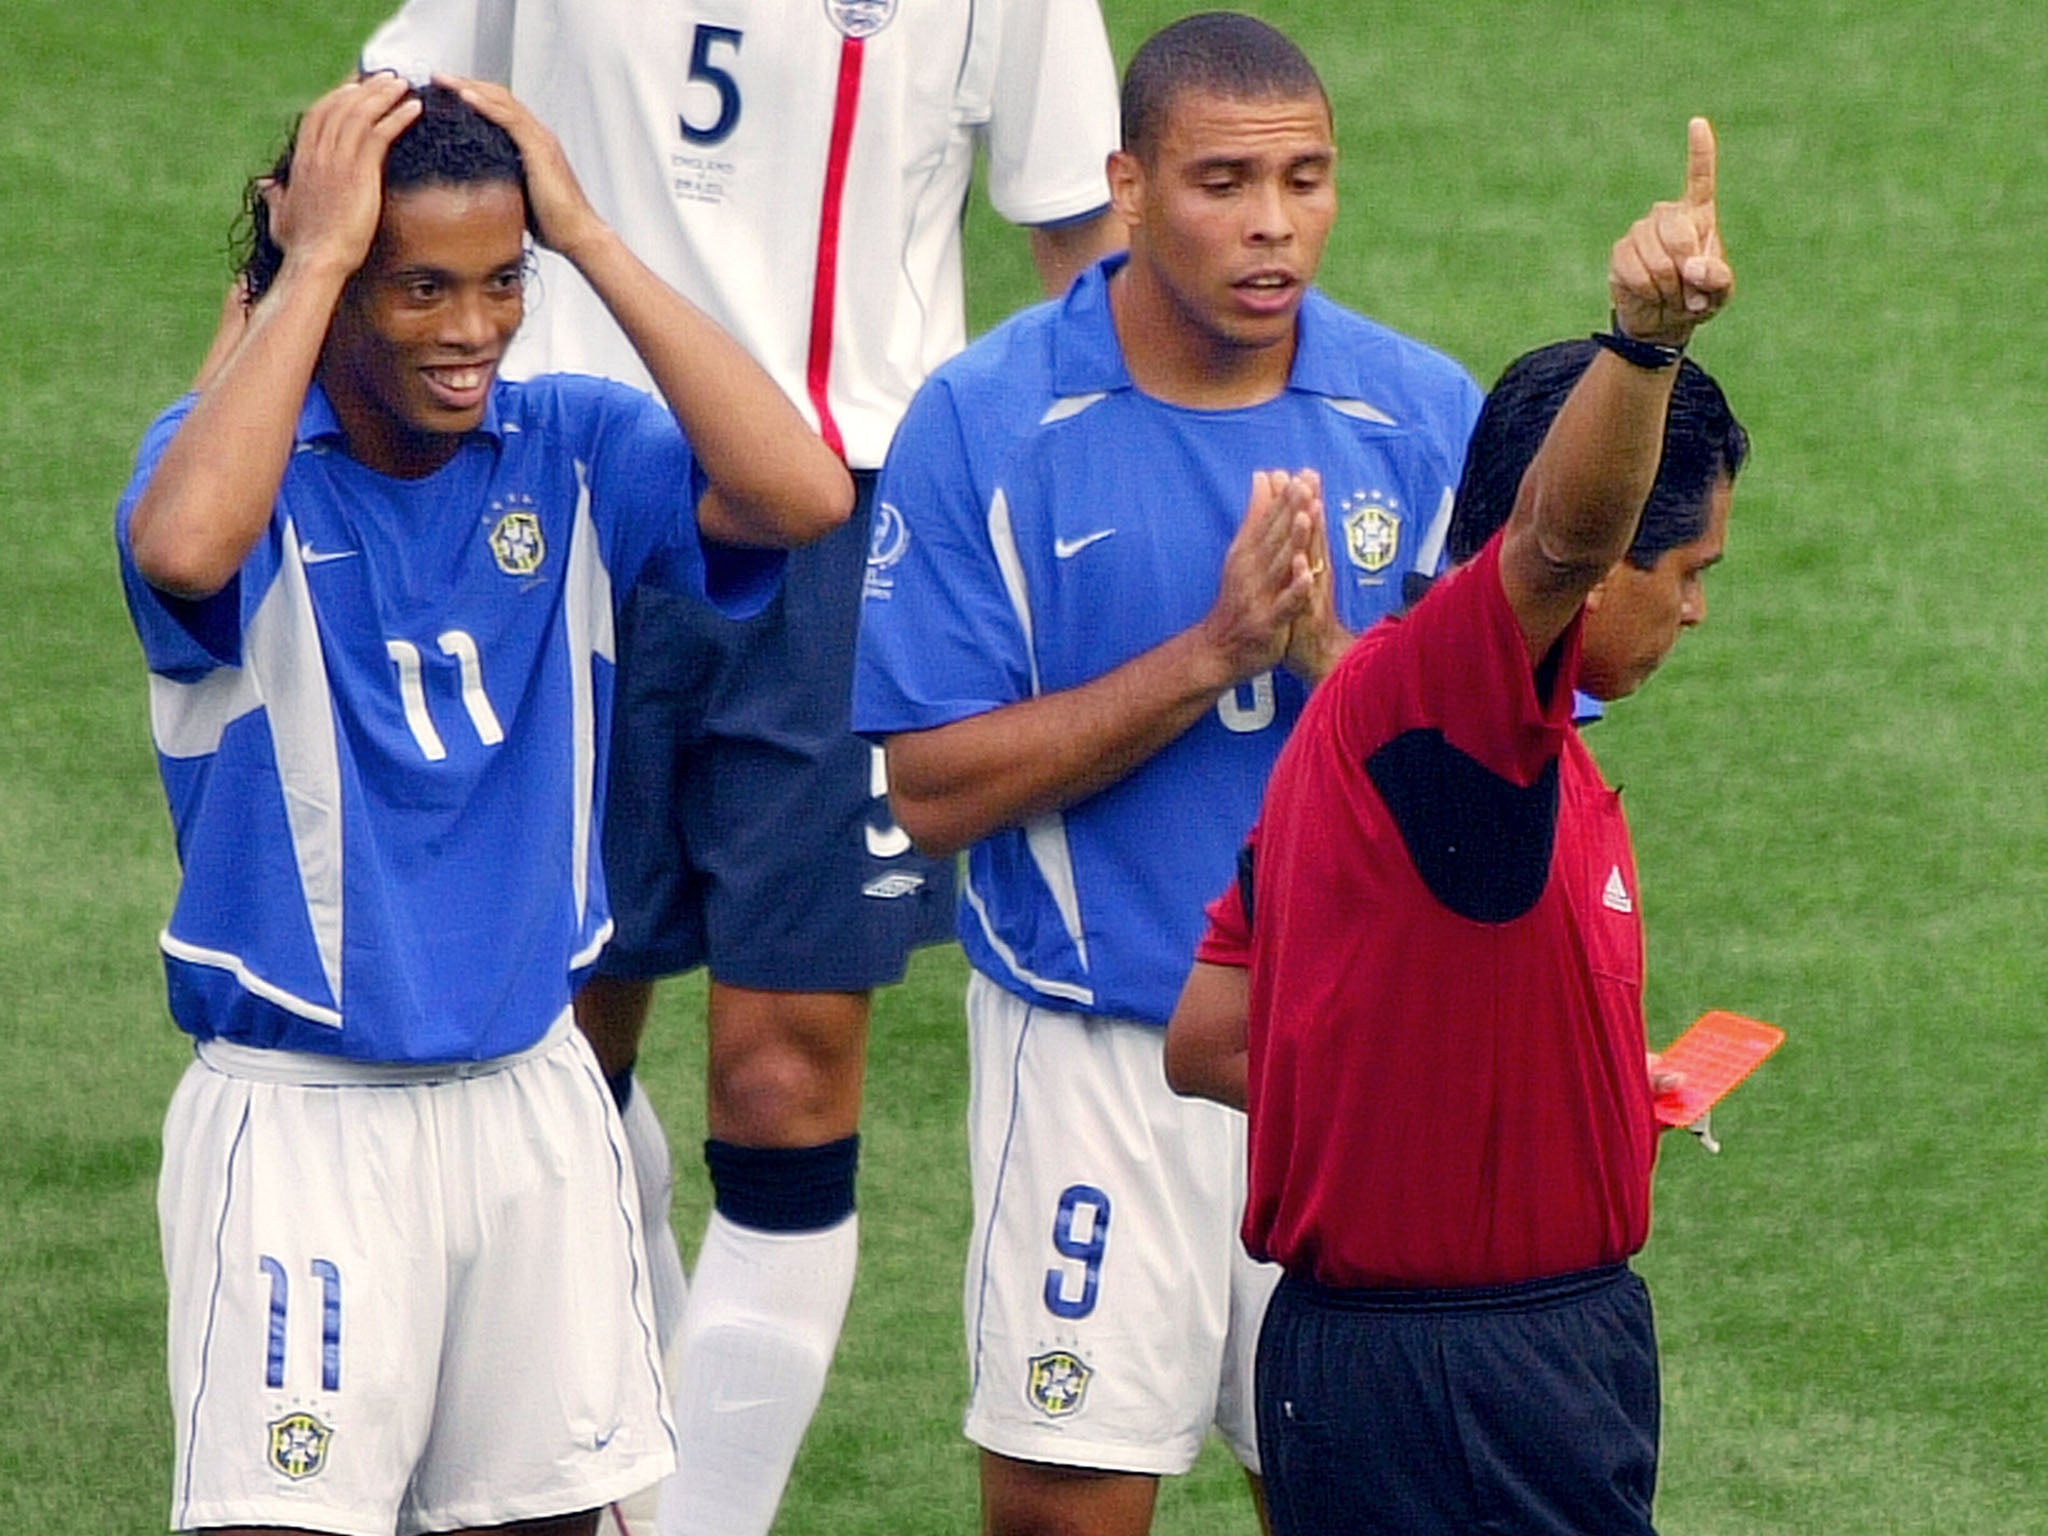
left=1602, top=865, right=1633, bottom=914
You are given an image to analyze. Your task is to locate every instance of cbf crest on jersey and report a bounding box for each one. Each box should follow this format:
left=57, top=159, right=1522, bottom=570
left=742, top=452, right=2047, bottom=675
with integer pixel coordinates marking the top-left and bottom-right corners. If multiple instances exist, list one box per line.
left=1025, top=1349, right=1093, bottom=1418
left=267, top=1411, right=333, bottom=1481
left=1341, top=490, right=1403, bottom=577
left=825, top=0, right=897, bottom=39
left=489, top=499, right=546, bottom=577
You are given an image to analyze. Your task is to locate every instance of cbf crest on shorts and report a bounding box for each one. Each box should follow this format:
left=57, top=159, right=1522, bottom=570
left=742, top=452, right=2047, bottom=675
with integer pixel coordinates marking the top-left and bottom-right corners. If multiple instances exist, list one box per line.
left=1341, top=490, right=1402, bottom=577
left=824, top=0, right=897, bottom=39
left=267, top=1410, right=333, bottom=1481
left=1025, top=1349, right=1093, bottom=1418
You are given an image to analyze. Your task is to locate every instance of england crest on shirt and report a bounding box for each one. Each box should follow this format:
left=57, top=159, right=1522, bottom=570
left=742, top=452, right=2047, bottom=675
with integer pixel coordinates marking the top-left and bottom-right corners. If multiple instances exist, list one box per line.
left=824, top=0, right=897, bottom=39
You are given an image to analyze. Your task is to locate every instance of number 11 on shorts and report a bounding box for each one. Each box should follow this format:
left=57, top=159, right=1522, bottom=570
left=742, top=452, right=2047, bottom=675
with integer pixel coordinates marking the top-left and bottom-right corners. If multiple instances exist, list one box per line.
left=1042, top=1184, right=1111, bottom=1320
left=261, top=1255, right=343, bottom=1392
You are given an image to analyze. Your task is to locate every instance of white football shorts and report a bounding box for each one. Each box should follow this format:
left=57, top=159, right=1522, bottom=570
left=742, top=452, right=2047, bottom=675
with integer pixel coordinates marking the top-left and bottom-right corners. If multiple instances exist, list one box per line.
left=962, top=971, right=1278, bottom=1475
left=159, top=1013, right=676, bottom=1535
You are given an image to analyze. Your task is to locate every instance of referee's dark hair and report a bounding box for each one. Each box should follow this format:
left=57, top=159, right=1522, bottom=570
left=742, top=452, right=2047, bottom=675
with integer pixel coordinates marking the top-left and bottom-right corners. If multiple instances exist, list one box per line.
left=237, top=80, right=527, bottom=304
left=1121, top=11, right=1330, bottom=163
left=1447, top=340, right=1750, bottom=572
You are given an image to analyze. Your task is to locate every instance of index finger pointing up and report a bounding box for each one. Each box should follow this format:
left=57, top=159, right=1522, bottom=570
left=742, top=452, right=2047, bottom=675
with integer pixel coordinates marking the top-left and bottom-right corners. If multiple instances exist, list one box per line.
left=1684, top=116, right=1717, bottom=208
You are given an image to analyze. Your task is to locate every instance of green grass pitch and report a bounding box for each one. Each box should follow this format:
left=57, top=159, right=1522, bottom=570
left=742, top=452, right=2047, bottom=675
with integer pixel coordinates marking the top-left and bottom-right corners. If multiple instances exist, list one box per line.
left=5, top=1, right=2044, bottom=1530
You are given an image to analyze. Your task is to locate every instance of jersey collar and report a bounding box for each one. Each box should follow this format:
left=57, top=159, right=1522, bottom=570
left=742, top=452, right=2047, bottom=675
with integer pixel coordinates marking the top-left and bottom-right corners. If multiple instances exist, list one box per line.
left=1052, top=253, right=1404, bottom=415
left=293, top=380, right=510, bottom=450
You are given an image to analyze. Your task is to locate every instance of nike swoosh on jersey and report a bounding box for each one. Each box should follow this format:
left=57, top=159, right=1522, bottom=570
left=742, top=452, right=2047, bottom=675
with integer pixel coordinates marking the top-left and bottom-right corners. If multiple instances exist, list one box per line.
left=1053, top=529, right=1116, bottom=559
left=299, top=544, right=360, bottom=566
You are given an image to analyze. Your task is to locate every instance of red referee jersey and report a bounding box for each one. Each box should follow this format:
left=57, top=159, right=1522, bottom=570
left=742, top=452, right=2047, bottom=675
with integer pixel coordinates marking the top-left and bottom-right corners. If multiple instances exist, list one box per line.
left=1201, top=536, right=1661, bottom=1290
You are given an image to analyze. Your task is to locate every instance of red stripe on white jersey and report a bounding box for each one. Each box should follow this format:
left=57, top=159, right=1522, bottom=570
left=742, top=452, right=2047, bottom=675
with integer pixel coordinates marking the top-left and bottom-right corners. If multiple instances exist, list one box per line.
left=805, top=37, right=866, bottom=461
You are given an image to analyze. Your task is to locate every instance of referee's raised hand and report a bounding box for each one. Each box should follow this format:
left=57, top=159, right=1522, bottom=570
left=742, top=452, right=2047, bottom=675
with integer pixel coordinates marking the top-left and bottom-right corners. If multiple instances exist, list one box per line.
left=1609, top=117, right=1734, bottom=348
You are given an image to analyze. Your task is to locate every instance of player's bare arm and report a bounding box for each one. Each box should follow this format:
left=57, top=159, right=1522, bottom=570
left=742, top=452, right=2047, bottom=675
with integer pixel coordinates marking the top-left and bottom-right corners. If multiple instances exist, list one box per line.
left=129, top=75, right=422, bottom=598
left=451, top=75, right=853, bottom=550
left=1500, top=116, right=1734, bottom=659
left=884, top=470, right=1318, bottom=858
left=188, top=276, right=254, bottom=393
left=1163, top=959, right=1251, bottom=1110
left=1027, top=207, right=1127, bottom=300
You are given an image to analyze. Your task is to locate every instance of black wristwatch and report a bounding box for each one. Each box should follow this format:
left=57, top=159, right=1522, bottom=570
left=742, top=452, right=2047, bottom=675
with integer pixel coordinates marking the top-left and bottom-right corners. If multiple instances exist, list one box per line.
left=1593, top=311, right=1685, bottom=370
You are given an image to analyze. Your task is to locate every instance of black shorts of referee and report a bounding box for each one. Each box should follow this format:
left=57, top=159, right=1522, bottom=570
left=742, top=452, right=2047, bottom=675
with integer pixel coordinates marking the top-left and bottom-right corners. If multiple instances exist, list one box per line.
left=1256, top=1263, right=1659, bottom=1536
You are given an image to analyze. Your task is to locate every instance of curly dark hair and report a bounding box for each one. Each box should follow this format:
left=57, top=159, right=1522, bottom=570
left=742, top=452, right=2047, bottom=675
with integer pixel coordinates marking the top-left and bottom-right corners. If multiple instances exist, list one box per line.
left=236, top=79, right=526, bottom=302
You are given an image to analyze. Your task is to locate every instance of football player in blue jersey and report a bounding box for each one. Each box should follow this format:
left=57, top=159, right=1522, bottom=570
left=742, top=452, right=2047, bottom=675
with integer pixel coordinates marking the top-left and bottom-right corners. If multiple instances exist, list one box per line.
left=118, top=74, right=847, bottom=1536
left=852, top=13, right=1483, bottom=1534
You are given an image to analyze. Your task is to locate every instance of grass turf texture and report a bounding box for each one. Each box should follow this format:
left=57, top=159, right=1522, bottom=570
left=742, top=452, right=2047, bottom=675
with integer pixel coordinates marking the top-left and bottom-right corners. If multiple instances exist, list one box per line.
left=6, top=0, right=2043, bottom=1530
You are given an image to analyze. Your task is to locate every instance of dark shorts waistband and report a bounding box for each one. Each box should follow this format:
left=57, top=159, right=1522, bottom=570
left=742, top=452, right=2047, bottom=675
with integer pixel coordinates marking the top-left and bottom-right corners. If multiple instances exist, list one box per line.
left=1280, top=1261, right=1632, bottom=1315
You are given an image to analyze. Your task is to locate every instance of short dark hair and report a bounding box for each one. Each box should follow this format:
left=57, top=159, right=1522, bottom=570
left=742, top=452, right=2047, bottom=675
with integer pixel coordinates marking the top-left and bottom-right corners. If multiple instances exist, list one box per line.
left=1120, top=12, right=1330, bottom=162
left=1447, top=339, right=1750, bottom=569
left=238, top=81, right=525, bottom=302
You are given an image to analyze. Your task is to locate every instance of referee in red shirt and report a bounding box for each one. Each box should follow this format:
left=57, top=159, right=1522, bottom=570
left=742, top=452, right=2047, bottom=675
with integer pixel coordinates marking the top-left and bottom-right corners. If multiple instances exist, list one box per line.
left=1166, top=119, right=1746, bottom=1535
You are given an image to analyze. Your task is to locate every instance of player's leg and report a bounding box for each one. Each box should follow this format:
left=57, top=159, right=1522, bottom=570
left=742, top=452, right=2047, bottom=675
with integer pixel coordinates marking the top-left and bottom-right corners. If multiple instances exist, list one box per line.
left=578, top=974, right=656, bottom=1081
left=407, top=1021, right=675, bottom=1535
left=653, top=983, right=867, bottom=1536
left=652, top=490, right=953, bottom=1536
left=1215, top=1129, right=1283, bottom=1536
left=582, top=577, right=725, bottom=1532
left=962, top=975, right=1249, bottom=1536
left=446, top=1516, right=604, bottom=1536
left=161, top=1059, right=441, bottom=1536
left=979, top=1454, right=1159, bottom=1536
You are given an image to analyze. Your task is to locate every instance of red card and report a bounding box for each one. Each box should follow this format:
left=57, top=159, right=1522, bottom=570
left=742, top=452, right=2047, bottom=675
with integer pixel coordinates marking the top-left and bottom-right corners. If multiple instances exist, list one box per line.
left=1653, top=1010, right=1784, bottom=1127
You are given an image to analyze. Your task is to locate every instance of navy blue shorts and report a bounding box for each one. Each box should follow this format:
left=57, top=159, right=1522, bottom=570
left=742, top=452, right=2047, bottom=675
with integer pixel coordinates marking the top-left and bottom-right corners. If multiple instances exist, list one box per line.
left=596, top=472, right=955, bottom=991
left=1257, top=1264, right=1660, bottom=1536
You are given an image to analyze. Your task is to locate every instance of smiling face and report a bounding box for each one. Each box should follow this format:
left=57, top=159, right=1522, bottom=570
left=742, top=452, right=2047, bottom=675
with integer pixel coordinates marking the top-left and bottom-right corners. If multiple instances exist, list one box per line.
left=318, top=179, right=527, bottom=478
left=1109, top=87, right=1336, bottom=403
left=1579, top=476, right=1733, bottom=701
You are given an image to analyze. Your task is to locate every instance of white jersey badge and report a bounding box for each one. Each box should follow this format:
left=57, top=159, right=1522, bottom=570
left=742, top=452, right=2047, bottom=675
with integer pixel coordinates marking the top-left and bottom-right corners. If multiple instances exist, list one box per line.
left=824, top=0, right=898, bottom=39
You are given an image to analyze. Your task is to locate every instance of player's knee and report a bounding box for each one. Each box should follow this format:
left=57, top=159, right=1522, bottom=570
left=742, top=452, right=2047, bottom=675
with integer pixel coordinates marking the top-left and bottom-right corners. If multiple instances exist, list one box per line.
left=709, top=1046, right=854, bottom=1139
left=704, top=1136, right=858, bottom=1234
left=707, top=1001, right=868, bottom=1139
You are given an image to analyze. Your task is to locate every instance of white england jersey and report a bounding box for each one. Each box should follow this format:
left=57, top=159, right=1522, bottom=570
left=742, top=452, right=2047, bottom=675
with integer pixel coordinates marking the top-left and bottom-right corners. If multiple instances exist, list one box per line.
left=364, top=0, right=1120, bottom=468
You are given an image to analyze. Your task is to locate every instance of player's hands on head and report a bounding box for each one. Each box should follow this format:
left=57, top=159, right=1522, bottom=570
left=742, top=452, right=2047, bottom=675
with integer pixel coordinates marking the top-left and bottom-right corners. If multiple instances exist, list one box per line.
left=1201, top=469, right=1319, bottom=684
left=265, top=73, right=421, bottom=282
left=1609, top=117, right=1734, bottom=348
left=441, top=75, right=608, bottom=260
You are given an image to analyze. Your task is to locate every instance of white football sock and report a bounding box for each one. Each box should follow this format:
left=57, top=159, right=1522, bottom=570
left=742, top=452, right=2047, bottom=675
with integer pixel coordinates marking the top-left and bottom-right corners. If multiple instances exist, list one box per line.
left=653, top=1210, right=858, bottom=1536
left=619, top=1077, right=691, bottom=1351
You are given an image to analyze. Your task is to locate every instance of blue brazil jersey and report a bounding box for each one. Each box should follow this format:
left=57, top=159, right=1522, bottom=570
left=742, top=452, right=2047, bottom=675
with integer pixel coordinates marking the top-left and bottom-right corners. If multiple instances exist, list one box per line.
left=117, top=376, right=778, bottom=1063
left=853, top=257, right=1482, bottom=1026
